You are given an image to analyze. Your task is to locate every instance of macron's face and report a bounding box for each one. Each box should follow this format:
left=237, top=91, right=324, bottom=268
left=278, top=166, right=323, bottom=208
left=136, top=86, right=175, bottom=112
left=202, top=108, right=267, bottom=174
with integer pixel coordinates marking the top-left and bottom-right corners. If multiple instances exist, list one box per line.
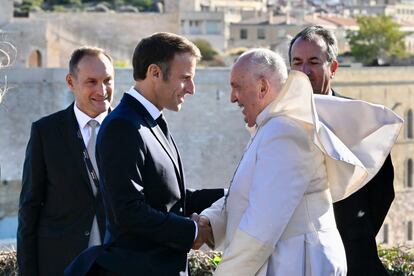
left=157, top=52, right=197, bottom=112
left=67, top=54, right=114, bottom=117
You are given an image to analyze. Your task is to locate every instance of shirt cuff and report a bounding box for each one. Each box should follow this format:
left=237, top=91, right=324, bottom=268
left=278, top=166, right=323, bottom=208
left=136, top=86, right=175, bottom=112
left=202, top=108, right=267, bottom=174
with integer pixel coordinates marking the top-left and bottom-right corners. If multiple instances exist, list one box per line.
left=193, top=220, right=198, bottom=242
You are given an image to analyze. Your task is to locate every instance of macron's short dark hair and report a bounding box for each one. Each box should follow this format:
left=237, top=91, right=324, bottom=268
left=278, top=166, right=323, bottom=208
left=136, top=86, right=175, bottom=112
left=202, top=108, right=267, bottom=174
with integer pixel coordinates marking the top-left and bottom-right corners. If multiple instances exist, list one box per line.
left=69, top=46, right=112, bottom=77
left=132, top=32, right=201, bottom=81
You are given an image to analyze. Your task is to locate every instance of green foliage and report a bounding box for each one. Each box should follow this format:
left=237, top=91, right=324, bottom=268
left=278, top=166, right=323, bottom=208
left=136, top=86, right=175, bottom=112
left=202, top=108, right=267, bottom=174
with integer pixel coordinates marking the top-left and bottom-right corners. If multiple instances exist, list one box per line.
left=378, top=245, right=414, bottom=275
left=1, top=247, right=412, bottom=275
left=44, top=0, right=81, bottom=7
left=347, top=14, right=406, bottom=65
left=226, top=47, right=247, bottom=57
left=128, top=0, right=152, bottom=10
left=113, top=59, right=131, bottom=68
left=52, top=4, right=69, bottom=11
left=20, top=0, right=44, bottom=12
left=188, top=250, right=222, bottom=276
left=192, top=39, right=218, bottom=61
left=21, top=0, right=152, bottom=11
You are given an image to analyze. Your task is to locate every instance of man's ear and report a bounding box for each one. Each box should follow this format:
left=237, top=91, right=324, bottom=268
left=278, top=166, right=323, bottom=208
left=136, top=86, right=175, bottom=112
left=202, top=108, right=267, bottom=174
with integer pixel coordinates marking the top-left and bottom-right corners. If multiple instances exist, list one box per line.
left=66, top=74, right=74, bottom=90
left=259, top=78, right=269, bottom=100
left=330, top=60, right=339, bottom=79
left=148, top=64, right=161, bottom=80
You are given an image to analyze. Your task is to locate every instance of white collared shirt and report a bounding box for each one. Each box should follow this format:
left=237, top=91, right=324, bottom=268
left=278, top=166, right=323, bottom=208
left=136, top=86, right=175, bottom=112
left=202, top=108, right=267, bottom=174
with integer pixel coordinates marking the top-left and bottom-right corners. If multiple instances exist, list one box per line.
left=126, top=86, right=161, bottom=120
left=125, top=86, right=198, bottom=241
left=73, top=104, right=108, bottom=146
left=73, top=103, right=108, bottom=247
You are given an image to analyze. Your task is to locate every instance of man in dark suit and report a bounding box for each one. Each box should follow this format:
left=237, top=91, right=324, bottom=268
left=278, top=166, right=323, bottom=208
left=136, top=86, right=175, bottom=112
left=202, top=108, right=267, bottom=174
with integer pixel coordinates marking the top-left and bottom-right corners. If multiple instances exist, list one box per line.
left=17, top=46, right=114, bottom=276
left=65, top=32, right=224, bottom=276
left=288, top=25, right=393, bottom=275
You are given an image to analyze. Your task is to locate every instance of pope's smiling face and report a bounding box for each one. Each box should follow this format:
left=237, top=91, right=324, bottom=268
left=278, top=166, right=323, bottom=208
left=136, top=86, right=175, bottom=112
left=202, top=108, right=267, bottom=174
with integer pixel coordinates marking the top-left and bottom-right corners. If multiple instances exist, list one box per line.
left=230, top=59, right=262, bottom=127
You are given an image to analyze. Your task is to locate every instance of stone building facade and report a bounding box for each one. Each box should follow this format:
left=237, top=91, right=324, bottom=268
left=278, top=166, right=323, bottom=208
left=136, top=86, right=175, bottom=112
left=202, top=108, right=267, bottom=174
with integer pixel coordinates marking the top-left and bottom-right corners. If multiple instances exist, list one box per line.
left=334, top=67, right=414, bottom=248
left=0, top=0, right=180, bottom=68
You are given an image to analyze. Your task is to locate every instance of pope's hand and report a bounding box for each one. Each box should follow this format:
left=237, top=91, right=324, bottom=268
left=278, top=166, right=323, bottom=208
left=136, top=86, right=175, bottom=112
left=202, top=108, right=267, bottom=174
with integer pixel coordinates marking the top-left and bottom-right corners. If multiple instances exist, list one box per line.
left=191, top=213, right=214, bottom=250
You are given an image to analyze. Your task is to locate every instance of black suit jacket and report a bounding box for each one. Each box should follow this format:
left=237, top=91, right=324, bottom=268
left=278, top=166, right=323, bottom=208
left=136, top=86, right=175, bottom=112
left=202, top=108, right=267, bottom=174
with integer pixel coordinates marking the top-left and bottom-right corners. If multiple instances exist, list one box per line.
left=65, top=93, right=224, bottom=276
left=17, top=104, right=106, bottom=276
left=332, top=91, right=394, bottom=275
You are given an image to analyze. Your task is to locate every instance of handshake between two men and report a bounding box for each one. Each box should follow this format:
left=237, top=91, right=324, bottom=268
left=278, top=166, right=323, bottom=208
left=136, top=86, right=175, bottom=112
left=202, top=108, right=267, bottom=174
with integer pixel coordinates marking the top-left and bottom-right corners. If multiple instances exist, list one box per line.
left=191, top=213, right=214, bottom=250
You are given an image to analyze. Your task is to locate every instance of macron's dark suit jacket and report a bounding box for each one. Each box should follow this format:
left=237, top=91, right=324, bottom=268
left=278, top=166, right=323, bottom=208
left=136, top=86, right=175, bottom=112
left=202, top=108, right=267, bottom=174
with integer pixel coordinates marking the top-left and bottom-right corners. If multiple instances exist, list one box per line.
left=65, top=93, right=224, bottom=276
left=332, top=91, right=393, bottom=275
left=17, top=103, right=106, bottom=276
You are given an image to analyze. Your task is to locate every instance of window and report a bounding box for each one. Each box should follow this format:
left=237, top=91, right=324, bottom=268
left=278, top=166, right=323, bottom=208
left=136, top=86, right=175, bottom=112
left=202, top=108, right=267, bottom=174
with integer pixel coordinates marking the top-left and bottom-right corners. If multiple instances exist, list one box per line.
left=28, top=50, right=42, bottom=68
left=406, top=109, right=413, bottom=139
left=408, top=221, right=413, bottom=241
left=257, top=28, right=266, bottom=40
left=206, top=20, right=220, bottom=35
left=240, top=29, right=247, bottom=39
left=383, top=223, right=389, bottom=244
left=189, top=20, right=202, bottom=34
left=277, top=29, right=286, bottom=38
left=406, top=159, right=413, bottom=188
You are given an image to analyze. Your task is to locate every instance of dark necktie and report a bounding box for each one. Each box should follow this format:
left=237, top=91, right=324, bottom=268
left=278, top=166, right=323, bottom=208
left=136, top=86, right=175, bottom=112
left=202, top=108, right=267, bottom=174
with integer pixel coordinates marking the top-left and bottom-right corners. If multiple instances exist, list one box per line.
left=156, top=114, right=171, bottom=142
left=156, top=114, right=178, bottom=160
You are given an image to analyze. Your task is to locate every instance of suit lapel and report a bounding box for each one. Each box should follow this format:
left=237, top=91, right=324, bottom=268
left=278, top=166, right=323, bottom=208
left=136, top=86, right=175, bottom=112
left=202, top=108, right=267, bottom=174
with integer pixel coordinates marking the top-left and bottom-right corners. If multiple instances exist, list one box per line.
left=62, top=103, right=95, bottom=196
left=122, top=94, right=183, bottom=184
left=144, top=116, right=180, bottom=169
left=171, top=136, right=186, bottom=203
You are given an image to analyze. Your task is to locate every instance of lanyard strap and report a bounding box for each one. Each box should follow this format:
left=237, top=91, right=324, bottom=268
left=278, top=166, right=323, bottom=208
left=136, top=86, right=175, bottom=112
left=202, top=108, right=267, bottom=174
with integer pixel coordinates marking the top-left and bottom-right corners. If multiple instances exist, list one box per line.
left=77, top=129, right=100, bottom=189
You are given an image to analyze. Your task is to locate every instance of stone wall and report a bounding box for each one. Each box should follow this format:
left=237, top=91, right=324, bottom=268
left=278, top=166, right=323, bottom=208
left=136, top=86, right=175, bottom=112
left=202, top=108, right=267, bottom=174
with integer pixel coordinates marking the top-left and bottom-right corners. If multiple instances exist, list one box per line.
left=0, top=0, right=13, bottom=27
left=3, top=12, right=180, bottom=68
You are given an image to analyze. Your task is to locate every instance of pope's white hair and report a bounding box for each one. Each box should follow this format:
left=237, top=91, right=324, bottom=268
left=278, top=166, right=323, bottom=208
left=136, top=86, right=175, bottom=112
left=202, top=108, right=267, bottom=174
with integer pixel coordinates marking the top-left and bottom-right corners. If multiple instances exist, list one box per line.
left=237, top=48, right=288, bottom=87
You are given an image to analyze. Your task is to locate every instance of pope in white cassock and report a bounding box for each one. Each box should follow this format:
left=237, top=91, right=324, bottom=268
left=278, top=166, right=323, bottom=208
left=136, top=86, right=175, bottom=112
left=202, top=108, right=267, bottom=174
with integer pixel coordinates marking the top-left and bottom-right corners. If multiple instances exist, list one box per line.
left=199, top=49, right=402, bottom=276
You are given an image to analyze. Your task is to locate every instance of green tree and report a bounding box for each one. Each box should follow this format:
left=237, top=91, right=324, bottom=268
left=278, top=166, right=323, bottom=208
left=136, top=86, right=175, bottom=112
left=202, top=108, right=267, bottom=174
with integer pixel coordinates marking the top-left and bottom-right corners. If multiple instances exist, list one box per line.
left=128, top=0, right=152, bottom=10
left=347, top=14, right=406, bottom=65
left=20, top=0, right=44, bottom=12
left=192, top=39, right=218, bottom=61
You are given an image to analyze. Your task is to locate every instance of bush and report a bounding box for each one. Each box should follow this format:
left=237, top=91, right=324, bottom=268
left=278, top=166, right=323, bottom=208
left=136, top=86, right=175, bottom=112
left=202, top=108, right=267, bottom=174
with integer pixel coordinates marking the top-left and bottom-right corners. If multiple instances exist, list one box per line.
left=192, top=39, right=218, bottom=61
left=1, top=247, right=412, bottom=275
left=378, top=245, right=414, bottom=275
left=0, top=251, right=17, bottom=276
left=188, top=250, right=222, bottom=276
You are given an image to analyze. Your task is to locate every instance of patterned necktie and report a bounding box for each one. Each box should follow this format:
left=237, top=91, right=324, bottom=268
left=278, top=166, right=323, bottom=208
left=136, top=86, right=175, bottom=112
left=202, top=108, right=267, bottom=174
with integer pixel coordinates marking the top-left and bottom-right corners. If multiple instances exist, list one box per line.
left=86, top=119, right=101, bottom=246
left=87, top=120, right=99, bottom=191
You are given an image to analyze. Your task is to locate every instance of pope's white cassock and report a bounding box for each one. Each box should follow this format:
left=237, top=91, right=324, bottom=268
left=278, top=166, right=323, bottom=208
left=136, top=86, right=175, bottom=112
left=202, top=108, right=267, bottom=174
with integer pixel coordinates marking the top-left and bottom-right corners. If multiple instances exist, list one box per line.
left=201, top=70, right=403, bottom=276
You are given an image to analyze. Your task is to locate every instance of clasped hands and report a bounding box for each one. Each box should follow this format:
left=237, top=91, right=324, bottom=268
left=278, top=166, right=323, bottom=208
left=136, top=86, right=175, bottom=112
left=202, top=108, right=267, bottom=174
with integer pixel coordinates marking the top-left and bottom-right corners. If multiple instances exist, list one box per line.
left=191, top=213, right=214, bottom=250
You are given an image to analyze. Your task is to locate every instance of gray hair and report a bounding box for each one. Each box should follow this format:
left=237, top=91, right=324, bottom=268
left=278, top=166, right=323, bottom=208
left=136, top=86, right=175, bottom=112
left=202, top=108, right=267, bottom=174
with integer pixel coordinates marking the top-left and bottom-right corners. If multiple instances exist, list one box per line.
left=288, top=25, right=338, bottom=64
left=237, top=48, right=288, bottom=86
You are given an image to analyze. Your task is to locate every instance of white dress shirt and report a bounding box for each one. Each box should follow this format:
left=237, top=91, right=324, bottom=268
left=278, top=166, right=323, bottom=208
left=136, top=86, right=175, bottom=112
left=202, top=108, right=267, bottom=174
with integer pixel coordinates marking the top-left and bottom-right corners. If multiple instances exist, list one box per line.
left=126, top=86, right=161, bottom=120
left=125, top=87, right=198, bottom=241
left=73, top=103, right=108, bottom=247
left=73, top=104, right=107, bottom=146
